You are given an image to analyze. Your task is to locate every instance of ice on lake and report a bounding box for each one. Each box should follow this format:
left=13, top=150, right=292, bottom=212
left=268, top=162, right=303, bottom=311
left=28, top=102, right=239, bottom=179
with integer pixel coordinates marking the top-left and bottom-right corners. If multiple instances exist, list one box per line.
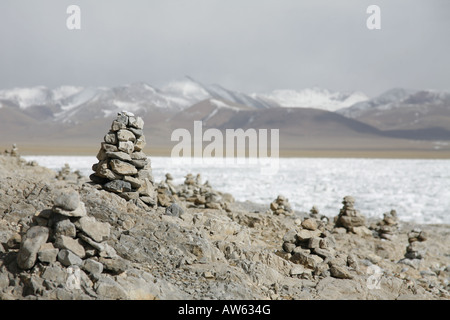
left=23, top=156, right=450, bottom=225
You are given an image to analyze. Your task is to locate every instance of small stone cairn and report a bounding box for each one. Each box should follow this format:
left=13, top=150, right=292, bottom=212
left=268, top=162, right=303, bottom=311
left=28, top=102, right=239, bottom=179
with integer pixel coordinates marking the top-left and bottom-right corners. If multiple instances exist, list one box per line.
left=404, top=228, right=428, bottom=260
left=90, top=111, right=156, bottom=207
left=17, top=189, right=121, bottom=277
left=374, top=209, right=399, bottom=240
left=308, top=205, right=329, bottom=223
left=278, top=216, right=356, bottom=280
left=334, top=196, right=368, bottom=235
left=3, top=144, right=19, bottom=157
left=270, top=195, right=293, bottom=216
left=175, top=173, right=229, bottom=211
left=56, top=163, right=83, bottom=182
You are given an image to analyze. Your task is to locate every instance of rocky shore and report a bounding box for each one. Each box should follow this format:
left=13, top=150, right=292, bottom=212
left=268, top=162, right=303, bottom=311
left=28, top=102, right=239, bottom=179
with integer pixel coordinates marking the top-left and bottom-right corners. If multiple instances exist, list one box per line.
left=0, top=117, right=449, bottom=300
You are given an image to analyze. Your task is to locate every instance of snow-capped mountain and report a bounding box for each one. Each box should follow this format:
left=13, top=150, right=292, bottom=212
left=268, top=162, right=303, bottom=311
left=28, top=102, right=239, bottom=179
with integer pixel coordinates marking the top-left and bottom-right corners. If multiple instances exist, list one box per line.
left=336, top=88, right=450, bottom=131
left=338, top=88, right=450, bottom=118
left=252, top=87, right=369, bottom=112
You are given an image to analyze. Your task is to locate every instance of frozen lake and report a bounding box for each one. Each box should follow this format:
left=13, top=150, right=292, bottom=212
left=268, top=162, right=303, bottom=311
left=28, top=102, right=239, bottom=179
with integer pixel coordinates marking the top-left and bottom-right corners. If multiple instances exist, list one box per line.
left=23, top=156, right=450, bottom=225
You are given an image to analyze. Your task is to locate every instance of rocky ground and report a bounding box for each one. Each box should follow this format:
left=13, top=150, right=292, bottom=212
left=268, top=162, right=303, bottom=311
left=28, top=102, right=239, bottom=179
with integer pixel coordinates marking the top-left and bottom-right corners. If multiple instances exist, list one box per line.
left=0, top=153, right=449, bottom=300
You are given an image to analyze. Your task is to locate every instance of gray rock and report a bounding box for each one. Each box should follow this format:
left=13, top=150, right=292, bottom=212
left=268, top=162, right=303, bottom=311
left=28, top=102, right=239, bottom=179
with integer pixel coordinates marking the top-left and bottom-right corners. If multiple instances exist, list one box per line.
left=94, top=276, right=127, bottom=300
left=54, top=235, right=86, bottom=258
left=123, top=176, right=143, bottom=188
left=330, top=265, right=353, bottom=279
left=104, top=180, right=132, bottom=194
left=105, top=151, right=132, bottom=162
left=116, top=113, right=129, bottom=126
left=308, top=237, right=322, bottom=249
left=118, top=141, right=134, bottom=154
left=110, top=159, right=138, bottom=175
left=78, top=234, right=118, bottom=258
left=283, top=229, right=297, bottom=244
left=54, top=190, right=80, bottom=211
left=130, top=159, right=149, bottom=169
left=83, top=258, right=104, bottom=276
left=117, top=129, right=136, bottom=142
left=137, top=178, right=155, bottom=197
left=302, top=218, right=318, bottom=231
left=165, top=203, right=184, bottom=217
left=17, top=226, right=50, bottom=270
left=53, top=201, right=87, bottom=218
left=58, top=249, right=83, bottom=267
left=0, top=273, right=9, bottom=291
left=111, top=120, right=126, bottom=131
left=130, top=151, right=147, bottom=160
left=101, top=142, right=118, bottom=152
left=37, top=243, right=59, bottom=264
left=283, top=242, right=296, bottom=253
left=129, top=116, right=144, bottom=129
left=296, top=229, right=321, bottom=241
left=134, top=136, right=146, bottom=151
left=54, top=219, right=77, bottom=238
left=127, top=127, right=143, bottom=138
left=104, top=132, right=118, bottom=145
left=99, top=257, right=129, bottom=274
left=76, top=216, right=110, bottom=242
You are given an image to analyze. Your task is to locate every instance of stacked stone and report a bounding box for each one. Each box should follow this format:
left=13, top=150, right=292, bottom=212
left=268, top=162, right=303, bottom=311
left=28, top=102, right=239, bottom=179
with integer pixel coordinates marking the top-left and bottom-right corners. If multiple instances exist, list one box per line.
left=278, top=217, right=355, bottom=279
left=17, top=189, right=121, bottom=278
left=176, top=173, right=227, bottom=210
left=3, top=144, right=19, bottom=157
left=375, top=210, right=399, bottom=240
left=334, top=196, right=367, bottom=234
left=90, top=111, right=156, bottom=207
left=56, top=163, right=83, bottom=182
left=270, top=195, right=293, bottom=216
left=309, top=205, right=329, bottom=224
left=404, top=228, right=428, bottom=260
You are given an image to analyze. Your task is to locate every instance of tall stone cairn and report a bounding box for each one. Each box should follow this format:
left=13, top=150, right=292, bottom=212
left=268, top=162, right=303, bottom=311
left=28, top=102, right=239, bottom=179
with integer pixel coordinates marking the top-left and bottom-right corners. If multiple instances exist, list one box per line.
left=90, top=111, right=156, bottom=207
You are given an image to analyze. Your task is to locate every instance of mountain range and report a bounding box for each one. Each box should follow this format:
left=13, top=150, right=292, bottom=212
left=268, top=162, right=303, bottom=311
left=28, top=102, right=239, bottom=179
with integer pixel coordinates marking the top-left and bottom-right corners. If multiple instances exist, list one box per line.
left=0, top=77, right=449, bottom=156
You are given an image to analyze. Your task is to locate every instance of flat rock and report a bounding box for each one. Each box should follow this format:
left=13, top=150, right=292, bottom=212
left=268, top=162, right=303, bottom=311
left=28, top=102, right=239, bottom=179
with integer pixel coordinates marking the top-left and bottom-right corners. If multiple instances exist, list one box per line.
left=106, top=151, right=132, bottom=162
left=58, top=249, right=83, bottom=267
left=76, top=216, right=110, bottom=243
left=110, top=159, right=138, bottom=175
left=296, top=229, right=321, bottom=241
left=104, top=180, right=132, bottom=193
left=330, top=265, right=353, bottom=279
left=53, top=201, right=87, bottom=218
left=54, top=235, right=86, bottom=258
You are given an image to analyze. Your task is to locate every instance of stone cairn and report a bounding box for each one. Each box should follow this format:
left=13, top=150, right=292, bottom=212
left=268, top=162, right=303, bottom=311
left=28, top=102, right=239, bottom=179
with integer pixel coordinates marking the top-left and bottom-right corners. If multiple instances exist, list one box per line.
left=174, top=173, right=230, bottom=211
left=17, top=189, right=120, bottom=278
left=308, top=205, right=329, bottom=223
left=90, top=111, right=156, bottom=208
left=3, top=144, right=19, bottom=157
left=374, top=209, right=399, bottom=240
left=270, top=195, right=293, bottom=216
left=334, top=196, right=367, bottom=234
left=56, top=163, right=83, bottom=182
left=404, top=228, right=428, bottom=260
left=278, top=216, right=356, bottom=280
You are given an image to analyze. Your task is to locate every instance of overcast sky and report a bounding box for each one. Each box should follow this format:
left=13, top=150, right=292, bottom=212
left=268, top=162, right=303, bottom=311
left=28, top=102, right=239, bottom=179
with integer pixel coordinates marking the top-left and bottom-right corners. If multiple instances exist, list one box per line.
left=0, top=0, right=449, bottom=96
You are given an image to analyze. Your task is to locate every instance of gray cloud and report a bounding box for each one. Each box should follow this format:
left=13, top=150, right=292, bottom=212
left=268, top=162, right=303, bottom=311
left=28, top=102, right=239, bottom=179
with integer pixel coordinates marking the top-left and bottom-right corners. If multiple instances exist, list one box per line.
left=0, top=0, right=449, bottom=96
